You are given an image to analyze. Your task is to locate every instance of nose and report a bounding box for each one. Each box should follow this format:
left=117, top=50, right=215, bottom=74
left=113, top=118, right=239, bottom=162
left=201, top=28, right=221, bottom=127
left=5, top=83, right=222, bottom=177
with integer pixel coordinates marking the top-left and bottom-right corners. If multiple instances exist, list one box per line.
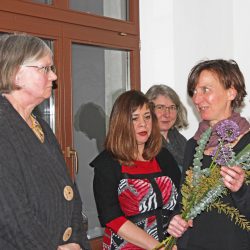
left=192, top=92, right=203, bottom=105
left=49, top=71, right=57, bottom=81
left=138, top=116, right=147, bottom=127
left=162, top=108, right=170, bottom=116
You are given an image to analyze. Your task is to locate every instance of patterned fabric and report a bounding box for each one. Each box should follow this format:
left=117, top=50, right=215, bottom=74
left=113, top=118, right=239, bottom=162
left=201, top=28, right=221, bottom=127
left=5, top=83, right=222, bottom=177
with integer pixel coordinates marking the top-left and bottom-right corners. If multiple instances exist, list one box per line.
left=103, top=160, right=178, bottom=249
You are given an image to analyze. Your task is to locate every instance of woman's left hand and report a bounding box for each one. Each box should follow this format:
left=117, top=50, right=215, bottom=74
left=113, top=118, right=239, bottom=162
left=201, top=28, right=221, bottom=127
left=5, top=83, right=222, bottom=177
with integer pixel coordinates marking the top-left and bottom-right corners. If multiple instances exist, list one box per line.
left=220, top=166, right=245, bottom=192
left=57, top=243, right=81, bottom=250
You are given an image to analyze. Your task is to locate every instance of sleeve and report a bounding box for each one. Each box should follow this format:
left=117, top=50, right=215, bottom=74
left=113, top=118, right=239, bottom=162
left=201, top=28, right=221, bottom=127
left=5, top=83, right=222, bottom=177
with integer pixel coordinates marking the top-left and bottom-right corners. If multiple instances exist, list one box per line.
left=69, top=184, right=91, bottom=250
left=231, top=184, right=250, bottom=219
left=106, top=216, right=127, bottom=233
left=91, top=151, right=125, bottom=227
left=0, top=138, right=56, bottom=250
left=230, top=133, right=250, bottom=219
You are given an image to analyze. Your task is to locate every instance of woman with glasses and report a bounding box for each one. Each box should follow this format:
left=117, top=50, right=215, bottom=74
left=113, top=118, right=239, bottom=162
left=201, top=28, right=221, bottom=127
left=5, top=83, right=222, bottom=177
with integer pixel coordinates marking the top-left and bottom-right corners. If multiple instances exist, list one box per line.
left=0, top=33, right=89, bottom=250
left=91, top=90, right=184, bottom=249
left=146, top=85, right=188, bottom=172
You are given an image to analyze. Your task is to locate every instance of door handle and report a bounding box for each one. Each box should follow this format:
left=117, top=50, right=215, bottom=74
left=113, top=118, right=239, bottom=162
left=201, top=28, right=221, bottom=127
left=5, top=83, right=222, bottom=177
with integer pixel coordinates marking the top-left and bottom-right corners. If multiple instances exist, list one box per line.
left=65, top=146, right=79, bottom=175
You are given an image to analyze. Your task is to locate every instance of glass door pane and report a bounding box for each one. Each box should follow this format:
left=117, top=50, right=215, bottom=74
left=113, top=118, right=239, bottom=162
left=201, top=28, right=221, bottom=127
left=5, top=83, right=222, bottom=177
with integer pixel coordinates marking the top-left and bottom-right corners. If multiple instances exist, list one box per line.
left=72, top=43, right=130, bottom=239
left=69, top=0, right=129, bottom=20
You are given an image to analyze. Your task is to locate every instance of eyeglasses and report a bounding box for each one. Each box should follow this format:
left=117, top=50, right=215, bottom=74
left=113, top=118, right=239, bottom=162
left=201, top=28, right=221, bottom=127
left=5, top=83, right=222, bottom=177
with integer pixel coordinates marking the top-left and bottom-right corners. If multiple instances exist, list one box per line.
left=154, top=104, right=177, bottom=113
left=23, top=65, right=56, bottom=75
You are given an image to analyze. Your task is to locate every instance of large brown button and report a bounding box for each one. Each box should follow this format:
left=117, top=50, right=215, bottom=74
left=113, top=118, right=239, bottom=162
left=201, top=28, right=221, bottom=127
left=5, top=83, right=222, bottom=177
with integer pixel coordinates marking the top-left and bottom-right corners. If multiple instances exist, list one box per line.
left=64, top=185, right=74, bottom=201
left=63, top=227, right=72, bottom=241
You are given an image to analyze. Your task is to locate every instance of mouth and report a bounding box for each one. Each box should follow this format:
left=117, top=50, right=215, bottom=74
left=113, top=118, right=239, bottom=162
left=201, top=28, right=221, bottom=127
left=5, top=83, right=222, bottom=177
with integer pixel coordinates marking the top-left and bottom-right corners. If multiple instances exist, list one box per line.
left=138, top=131, right=147, bottom=136
left=198, top=106, right=208, bottom=111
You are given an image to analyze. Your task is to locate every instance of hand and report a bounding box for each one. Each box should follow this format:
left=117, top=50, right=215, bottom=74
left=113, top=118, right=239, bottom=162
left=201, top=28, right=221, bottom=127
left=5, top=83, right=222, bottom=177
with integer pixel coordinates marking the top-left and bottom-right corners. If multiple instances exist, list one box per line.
left=57, top=243, right=81, bottom=250
left=167, top=215, right=193, bottom=238
left=220, top=166, right=245, bottom=192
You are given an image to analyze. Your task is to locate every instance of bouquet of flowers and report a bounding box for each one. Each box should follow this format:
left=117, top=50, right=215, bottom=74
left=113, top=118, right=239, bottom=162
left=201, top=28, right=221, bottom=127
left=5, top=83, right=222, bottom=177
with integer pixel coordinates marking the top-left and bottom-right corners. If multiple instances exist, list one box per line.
left=153, top=119, right=250, bottom=250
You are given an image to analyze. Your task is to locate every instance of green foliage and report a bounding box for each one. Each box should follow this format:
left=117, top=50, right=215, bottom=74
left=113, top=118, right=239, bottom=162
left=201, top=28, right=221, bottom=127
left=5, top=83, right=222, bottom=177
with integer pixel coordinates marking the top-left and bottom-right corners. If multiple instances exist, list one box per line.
left=245, top=170, right=250, bottom=185
left=207, top=200, right=250, bottom=231
left=153, top=124, right=250, bottom=250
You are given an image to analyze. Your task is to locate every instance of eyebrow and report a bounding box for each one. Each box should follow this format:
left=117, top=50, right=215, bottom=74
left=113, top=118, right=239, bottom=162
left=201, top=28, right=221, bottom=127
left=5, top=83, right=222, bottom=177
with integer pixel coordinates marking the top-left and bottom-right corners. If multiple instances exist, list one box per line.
left=132, top=111, right=150, bottom=116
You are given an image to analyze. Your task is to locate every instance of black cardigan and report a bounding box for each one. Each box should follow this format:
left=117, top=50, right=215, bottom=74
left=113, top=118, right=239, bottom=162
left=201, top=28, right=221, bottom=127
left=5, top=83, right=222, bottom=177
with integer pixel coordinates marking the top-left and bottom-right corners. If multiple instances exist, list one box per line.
left=178, top=132, right=250, bottom=250
left=90, top=147, right=181, bottom=227
left=0, top=95, right=90, bottom=250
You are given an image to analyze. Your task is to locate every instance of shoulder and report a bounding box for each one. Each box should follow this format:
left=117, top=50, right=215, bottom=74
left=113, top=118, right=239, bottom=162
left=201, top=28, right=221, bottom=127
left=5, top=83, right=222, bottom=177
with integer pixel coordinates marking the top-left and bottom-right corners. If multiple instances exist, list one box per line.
left=172, top=127, right=187, bottom=139
left=91, top=150, right=122, bottom=186
left=169, top=128, right=187, bottom=143
left=156, top=147, right=181, bottom=188
left=183, top=137, right=197, bottom=169
left=90, top=150, right=121, bottom=170
left=157, top=147, right=176, bottom=162
left=186, top=137, right=197, bottom=151
left=234, top=130, right=250, bottom=154
left=187, top=136, right=196, bottom=144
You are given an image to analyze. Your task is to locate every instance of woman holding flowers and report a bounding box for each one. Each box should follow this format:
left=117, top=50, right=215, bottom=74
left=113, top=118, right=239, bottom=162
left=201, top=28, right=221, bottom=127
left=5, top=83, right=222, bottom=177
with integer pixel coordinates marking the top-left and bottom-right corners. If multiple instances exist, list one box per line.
left=171, top=59, right=250, bottom=250
left=90, top=90, right=182, bottom=249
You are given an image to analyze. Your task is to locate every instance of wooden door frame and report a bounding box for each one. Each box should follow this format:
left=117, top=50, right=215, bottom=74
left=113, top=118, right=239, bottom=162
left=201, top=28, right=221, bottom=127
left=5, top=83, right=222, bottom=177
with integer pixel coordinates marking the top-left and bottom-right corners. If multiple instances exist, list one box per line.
left=0, top=1, right=140, bottom=248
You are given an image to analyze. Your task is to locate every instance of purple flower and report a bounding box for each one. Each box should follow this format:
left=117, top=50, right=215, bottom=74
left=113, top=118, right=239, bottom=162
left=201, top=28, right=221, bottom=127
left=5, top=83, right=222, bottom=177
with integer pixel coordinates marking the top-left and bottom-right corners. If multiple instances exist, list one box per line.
left=216, top=120, right=240, bottom=142
left=211, top=145, right=234, bottom=165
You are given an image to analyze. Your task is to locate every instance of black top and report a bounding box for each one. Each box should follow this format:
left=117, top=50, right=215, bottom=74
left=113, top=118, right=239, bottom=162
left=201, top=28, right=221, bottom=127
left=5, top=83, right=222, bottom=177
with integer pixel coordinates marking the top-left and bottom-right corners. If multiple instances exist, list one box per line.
left=177, top=132, right=250, bottom=250
left=162, top=127, right=187, bottom=172
left=0, top=95, right=90, bottom=250
left=90, top=147, right=181, bottom=227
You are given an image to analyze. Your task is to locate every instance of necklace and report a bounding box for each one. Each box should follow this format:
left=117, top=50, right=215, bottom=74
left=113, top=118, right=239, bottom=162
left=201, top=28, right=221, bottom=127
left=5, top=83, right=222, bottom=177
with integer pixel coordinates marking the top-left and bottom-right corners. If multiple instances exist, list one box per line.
left=30, top=114, right=45, bottom=143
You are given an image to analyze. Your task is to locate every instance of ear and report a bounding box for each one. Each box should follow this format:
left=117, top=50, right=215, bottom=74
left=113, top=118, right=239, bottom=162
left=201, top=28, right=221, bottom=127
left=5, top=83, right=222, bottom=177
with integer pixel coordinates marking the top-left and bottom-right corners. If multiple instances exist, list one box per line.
left=227, top=87, right=237, bottom=101
left=14, top=70, right=25, bottom=88
left=15, top=75, right=19, bottom=85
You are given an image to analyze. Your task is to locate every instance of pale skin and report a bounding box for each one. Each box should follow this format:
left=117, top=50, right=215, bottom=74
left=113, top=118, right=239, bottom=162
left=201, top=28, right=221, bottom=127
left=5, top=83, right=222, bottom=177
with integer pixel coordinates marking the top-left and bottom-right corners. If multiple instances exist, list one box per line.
left=168, top=69, right=246, bottom=240
left=114, top=104, right=166, bottom=249
left=152, top=95, right=177, bottom=140
left=6, top=54, right=82, bottom=250
left=5, top=53, right=57, bottom=127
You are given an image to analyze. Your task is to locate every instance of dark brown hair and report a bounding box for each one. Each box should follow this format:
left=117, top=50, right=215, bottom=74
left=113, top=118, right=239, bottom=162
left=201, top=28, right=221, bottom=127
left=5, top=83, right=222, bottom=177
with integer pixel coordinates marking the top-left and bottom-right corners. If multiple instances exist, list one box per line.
left=187, top=59, right=246, bottom=109
left=105, top=90, right=162, bottom=165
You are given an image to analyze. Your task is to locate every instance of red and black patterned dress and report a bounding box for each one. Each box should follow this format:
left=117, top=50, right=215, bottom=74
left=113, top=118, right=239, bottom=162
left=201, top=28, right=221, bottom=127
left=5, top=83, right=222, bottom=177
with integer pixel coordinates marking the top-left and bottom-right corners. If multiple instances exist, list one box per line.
left=91, top=148, right=181, bottom=250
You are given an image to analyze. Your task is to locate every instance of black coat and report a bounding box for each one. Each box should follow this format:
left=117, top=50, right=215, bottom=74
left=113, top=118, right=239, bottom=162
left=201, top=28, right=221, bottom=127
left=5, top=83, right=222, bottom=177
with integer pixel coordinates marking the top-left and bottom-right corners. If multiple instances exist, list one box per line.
left=178, top=132, right=250, bottom=250
left=0, top=95, right=90, bottom=250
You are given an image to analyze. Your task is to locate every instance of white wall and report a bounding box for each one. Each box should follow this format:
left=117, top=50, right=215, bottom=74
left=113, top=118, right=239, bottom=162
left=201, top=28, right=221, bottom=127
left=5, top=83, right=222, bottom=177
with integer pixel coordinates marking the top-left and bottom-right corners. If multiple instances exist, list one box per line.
left=140, top=0, right=250, bottom=139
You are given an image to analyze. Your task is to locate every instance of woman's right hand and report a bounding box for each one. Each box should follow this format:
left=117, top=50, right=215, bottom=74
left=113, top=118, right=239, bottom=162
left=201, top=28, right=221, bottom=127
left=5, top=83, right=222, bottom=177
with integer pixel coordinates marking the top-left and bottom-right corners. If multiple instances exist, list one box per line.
left=167, top=215, right=192, bottom=238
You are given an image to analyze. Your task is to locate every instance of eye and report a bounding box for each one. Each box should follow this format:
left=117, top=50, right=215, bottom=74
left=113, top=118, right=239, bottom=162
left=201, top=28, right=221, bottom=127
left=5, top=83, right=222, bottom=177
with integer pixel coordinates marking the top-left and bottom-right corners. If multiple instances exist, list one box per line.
left=144, top=114, right=151, bottom=120
left=169, top=105, right=177, bottom=111
left=202, top=86, right=210, bottom=93
left=155, top=105, right=163, bottom=111
left=132, top=116, right=138, bottom=122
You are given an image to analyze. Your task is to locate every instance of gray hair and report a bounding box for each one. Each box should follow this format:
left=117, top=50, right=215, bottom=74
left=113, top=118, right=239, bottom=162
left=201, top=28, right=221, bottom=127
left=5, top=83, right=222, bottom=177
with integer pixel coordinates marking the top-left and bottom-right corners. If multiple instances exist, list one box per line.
left=146, top=84, right=188, bottom=129
left=0, top=33, right=52, bottom=93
